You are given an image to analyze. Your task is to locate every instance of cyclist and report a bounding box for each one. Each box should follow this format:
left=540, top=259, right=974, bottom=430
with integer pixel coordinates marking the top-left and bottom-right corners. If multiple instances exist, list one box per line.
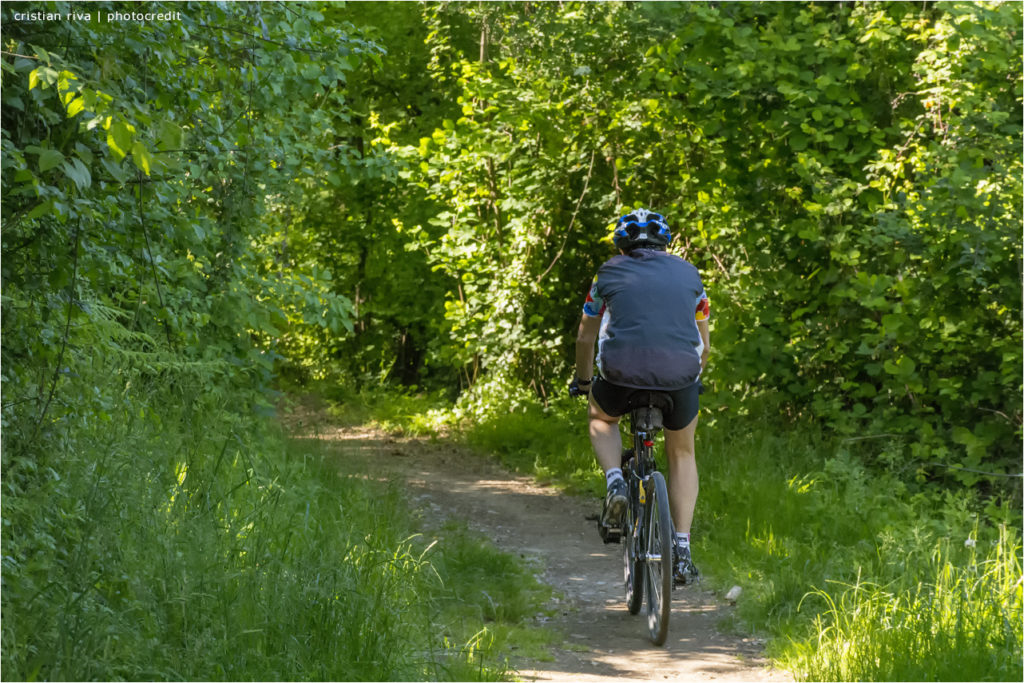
left=570, top=208, right=710, bottom=585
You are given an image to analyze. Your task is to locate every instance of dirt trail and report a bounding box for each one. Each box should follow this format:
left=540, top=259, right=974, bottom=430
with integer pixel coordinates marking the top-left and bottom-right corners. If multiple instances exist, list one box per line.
left=289, top=408, right=791, bottom=682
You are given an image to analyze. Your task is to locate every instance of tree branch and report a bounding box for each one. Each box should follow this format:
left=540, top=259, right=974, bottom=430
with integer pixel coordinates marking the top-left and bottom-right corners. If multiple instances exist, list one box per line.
left=29, top=219, right=80, bottom=450
left=536, top=150, right=596, bottom=286
left=197, top=22, right=324, bottom=55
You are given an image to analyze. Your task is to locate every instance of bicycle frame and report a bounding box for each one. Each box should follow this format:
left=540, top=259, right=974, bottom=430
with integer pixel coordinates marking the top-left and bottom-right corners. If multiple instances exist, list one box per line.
left=623, top=403, right=667, bottom=566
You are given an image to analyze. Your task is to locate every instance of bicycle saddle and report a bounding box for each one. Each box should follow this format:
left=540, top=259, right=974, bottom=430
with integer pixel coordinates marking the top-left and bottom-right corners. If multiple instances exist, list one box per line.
left=626, top=391, right=674, bottom=432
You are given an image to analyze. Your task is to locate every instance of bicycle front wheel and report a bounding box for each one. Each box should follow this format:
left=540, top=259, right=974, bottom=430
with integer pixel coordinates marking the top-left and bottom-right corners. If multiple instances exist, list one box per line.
left=644, top=471, right=673, bottom=645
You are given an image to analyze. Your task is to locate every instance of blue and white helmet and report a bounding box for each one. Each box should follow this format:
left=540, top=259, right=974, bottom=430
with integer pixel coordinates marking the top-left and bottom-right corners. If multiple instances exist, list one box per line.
left=613, top=208, right=672, bottom=251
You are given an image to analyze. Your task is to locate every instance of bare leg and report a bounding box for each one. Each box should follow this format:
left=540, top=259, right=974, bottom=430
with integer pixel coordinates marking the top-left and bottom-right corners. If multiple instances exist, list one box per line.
left=587, top=397, right=622, bottom=474
left=663, top=414, right=699, bottom=533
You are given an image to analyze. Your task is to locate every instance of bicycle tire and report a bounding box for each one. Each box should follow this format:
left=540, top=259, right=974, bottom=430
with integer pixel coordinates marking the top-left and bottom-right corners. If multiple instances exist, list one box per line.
left=644, top=471, right=673, bottom=645
left=623, top=485, right=643, bottom=615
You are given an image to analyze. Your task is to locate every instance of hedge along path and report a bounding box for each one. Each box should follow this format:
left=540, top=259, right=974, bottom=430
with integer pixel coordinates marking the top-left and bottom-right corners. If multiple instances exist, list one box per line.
left=286, top=405, right=791, bottom=682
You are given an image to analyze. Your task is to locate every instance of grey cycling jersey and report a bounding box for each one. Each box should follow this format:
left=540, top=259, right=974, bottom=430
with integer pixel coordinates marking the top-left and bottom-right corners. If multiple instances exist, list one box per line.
left=582, top=249, right=708, bottom=390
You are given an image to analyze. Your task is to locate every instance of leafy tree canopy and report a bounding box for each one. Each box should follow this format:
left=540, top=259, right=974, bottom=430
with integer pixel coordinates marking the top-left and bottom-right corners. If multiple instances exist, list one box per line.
left=3, top=0, right=1021, bottom=491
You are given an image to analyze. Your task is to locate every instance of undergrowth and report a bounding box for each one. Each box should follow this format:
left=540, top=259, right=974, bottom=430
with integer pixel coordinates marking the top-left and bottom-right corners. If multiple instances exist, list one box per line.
left=789, top=526, right=1021, bottom=681
left=693, top=408, right=1022, bottom=682
left=1, top=376, right=550, bottom=681
left=322, top=383, right=1024, bottom=682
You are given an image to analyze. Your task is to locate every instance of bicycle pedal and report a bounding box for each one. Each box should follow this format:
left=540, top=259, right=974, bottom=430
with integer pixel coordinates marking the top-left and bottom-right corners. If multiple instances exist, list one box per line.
left=598, top=522, right=622, bottom=544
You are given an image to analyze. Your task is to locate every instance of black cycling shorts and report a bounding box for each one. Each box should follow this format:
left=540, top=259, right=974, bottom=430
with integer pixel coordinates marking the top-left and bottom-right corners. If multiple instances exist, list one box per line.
left=591, top=376, right=701, bottom=431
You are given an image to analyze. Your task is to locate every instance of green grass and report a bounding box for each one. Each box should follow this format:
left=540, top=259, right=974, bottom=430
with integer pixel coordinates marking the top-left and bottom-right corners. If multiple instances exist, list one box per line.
left=789, top=527, right=1022, bottom=681
left=459, top=402, right=602, bottom=497
left=1, top=379, right=554, bottom=681
left=691, top=410, right=1022, bottom=681
left=332, top=386, right=1023, bottom=682
left=426, top=520, right=558, bottom=663
left=319, top=382, right=455, bottom=437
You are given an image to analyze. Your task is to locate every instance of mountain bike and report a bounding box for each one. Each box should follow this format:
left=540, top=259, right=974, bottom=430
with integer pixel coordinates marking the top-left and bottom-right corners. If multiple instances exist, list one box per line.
left=600, top=391, right=675, bottom=646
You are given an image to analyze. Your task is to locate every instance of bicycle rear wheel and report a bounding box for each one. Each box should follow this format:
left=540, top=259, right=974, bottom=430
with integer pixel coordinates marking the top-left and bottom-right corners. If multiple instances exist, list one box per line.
left=644, top=471, right=673, bottom=645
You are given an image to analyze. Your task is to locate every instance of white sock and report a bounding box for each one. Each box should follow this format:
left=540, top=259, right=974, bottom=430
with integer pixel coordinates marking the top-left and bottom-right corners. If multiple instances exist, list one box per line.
left=605, top=468, right=624, bottom=487
left=676, top=532, right=690, bottom=548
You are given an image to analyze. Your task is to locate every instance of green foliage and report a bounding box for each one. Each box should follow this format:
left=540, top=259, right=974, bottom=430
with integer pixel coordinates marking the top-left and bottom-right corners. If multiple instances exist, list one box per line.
left=1, top=1, right=367, bottom=456
left=789, top=528, right=1022, bottom=681
left=693, top=408, right=1021, bottom=665
left=315, top=380, right=455, bottom=437
left=428, top=521, right=556, bottom=649
left=0, top=4, right=536, bottom=680
left=300, top=0, right=1022, bottom=489
left=629, top=1, right=1021, bottom=482
left=460, top=396, right=605, bottom=497
left=3, top=1, right=1022, bottom=678
left=1, top=375, right=553, bottom=680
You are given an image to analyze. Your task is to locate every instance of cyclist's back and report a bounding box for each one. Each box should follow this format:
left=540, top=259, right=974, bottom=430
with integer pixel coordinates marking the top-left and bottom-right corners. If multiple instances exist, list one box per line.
left=587, top=248, right=705, bottom=391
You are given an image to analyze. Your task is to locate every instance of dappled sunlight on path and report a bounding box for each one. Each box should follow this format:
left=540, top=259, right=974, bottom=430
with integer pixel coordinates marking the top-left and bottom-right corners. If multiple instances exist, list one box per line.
left=285, top=401, right=791, bottom=682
